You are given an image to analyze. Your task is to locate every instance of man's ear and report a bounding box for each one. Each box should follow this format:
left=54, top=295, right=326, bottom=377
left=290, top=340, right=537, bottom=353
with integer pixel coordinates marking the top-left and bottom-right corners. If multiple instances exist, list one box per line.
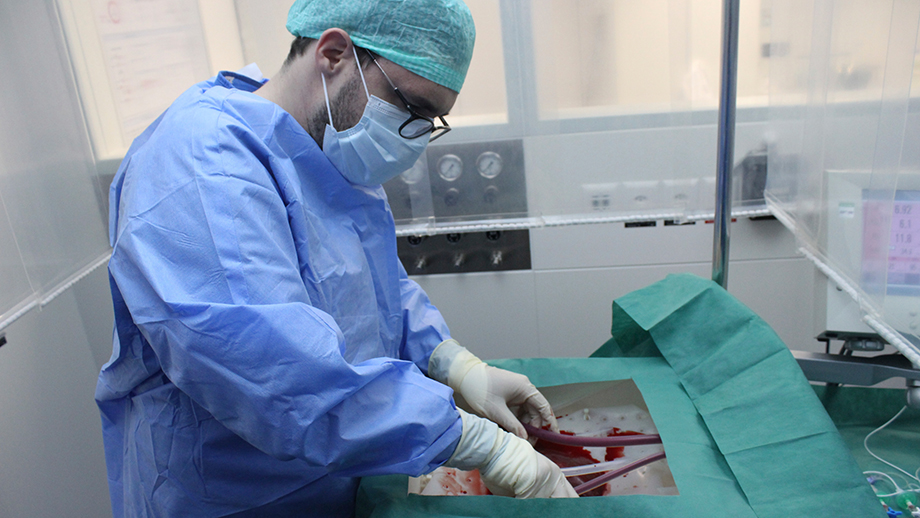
left=314, top=28, right=353, bottom=77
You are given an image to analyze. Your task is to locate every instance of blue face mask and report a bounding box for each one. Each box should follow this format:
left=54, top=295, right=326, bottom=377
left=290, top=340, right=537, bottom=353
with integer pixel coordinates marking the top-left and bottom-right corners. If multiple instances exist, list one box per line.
left=321, top=47, right=429, bottom=186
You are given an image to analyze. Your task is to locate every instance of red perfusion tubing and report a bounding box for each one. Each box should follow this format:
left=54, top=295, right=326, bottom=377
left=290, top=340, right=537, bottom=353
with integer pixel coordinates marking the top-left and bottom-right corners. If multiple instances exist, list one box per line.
left=523, top=423, right=663, bottom=447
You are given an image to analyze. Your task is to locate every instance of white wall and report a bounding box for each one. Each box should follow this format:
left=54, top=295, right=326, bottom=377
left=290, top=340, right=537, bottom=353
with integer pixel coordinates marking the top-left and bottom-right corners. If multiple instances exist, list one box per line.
left=0, top=267, right=113, bottom=518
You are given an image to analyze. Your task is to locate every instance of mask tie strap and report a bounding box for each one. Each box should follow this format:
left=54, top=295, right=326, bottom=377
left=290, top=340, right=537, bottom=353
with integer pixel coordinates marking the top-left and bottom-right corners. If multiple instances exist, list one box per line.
left=321, top=73, right=334, bottom=129
left=352, top=45, right=370, bottom=100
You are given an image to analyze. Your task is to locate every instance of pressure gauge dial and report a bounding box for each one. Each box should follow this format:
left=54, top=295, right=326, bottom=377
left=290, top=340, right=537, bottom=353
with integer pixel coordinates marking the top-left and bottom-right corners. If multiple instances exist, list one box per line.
left=477, top=151, right=503, bottom=179
left=437, top=154, right=463, bottom=182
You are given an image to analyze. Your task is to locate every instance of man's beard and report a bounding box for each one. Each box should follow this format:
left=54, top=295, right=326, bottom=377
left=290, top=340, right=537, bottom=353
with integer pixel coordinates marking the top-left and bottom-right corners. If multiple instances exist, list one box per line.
left=307, top=74, right=366, bottom=149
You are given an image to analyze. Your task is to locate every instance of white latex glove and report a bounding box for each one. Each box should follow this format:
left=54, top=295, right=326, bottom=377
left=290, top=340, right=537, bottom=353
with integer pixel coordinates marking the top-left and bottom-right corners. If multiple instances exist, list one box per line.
left=429, top=340, right=558, bottom=438
left=445, top=409, right=577, bottom=498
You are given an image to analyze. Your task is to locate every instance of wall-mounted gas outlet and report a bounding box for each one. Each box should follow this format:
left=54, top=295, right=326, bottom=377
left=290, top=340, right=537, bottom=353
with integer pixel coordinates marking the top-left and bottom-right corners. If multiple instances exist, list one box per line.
left=398, top=230, right=531, bottom=275
left=622, top=180, right=665, bottom=212
left=663, top=179, right=699, bottom=210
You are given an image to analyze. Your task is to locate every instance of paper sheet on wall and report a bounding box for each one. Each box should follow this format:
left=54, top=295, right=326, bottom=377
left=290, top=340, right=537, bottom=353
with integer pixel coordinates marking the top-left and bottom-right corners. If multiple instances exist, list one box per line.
left=91, top=0, right=211, bottom=143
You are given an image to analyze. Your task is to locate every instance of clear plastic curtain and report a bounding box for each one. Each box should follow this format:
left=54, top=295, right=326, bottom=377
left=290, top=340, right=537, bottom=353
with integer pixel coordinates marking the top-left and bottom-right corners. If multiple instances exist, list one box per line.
left=0, top=1, right=110, bottom=329
left=766, top=0, right=920, bottom=359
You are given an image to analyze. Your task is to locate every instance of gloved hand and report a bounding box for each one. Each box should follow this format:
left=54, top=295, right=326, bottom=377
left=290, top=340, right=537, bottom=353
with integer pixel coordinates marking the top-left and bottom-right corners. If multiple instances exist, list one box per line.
left=429, top=340, right=558, bottom=438
left=445, top=409, right=578, bottom=498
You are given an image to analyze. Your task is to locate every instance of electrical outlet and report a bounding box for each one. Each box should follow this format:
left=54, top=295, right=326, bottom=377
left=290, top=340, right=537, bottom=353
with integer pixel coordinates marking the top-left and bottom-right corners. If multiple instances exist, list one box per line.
left=581, top=183, right=619, bottom=212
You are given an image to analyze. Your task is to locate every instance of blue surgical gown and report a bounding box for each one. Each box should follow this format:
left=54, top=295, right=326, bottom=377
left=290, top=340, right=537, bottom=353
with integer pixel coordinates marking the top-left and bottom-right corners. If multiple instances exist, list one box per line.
left=95, top=70, right=463, bottom=517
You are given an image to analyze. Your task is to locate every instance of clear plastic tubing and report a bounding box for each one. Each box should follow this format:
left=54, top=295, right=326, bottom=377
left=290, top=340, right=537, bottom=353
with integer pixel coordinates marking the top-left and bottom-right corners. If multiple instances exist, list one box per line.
left=572, top=452, right=668, bottom=496
left=560, top=459, right=629, bottom=477
left=523, top=423, right=662, bottom=447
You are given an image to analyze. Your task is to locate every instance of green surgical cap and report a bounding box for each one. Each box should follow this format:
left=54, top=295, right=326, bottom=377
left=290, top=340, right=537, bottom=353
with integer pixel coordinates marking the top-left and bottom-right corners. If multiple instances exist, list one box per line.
left=286, top=0, right=476, bottom=93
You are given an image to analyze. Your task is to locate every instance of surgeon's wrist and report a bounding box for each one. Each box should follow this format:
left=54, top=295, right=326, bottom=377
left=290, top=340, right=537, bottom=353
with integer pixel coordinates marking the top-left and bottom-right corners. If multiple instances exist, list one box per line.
left=429, top=339, right=482, bottom=387
left=446, top=347, right=483, bottom=391
left=444, top=409, right=502, bottom=471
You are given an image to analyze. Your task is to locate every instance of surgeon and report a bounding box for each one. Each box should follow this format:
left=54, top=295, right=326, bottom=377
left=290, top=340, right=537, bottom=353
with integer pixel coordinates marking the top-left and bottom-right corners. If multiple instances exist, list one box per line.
left=95, top=0, right=577, bottom=516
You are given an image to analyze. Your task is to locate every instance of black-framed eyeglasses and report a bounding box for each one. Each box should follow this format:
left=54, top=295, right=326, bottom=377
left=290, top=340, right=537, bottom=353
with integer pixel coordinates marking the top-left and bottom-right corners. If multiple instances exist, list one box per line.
left=366, top=51, right=451, bottom=142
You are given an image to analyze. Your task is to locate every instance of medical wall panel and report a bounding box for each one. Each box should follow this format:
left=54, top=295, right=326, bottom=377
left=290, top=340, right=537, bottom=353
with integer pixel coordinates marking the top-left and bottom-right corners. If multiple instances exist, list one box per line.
left=0, top=0, right=110, bottom=330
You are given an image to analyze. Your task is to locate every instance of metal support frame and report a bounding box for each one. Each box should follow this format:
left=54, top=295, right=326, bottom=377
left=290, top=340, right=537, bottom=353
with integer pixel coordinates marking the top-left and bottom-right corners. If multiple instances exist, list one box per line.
left=794, top=350, right=920, bottom=409
left=793, top=350, right=920, bottom=385
left=712, top=0, right=740, bottom=288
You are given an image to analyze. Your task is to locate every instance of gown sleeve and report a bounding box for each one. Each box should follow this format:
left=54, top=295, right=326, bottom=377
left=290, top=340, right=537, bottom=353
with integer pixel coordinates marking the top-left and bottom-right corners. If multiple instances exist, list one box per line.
left=397, top=262, right=453, bottom=375
left=108, top=115, right=461, bottom=478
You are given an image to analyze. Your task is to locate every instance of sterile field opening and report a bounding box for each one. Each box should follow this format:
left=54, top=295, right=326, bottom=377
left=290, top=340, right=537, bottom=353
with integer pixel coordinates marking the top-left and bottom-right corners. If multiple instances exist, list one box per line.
left=410, top=379, right=678, bottom=497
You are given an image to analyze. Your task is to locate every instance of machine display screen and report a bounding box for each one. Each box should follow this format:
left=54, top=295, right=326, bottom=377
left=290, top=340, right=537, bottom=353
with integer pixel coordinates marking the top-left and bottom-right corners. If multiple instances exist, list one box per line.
left=863, top=190, right=920, bottom=295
